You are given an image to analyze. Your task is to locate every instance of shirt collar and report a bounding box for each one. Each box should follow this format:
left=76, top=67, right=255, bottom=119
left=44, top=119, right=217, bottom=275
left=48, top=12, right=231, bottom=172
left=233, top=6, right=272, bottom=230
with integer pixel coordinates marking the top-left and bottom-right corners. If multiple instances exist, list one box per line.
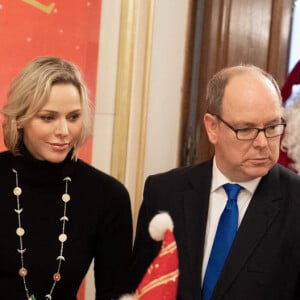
left=211, top=157, right=261, bottom=194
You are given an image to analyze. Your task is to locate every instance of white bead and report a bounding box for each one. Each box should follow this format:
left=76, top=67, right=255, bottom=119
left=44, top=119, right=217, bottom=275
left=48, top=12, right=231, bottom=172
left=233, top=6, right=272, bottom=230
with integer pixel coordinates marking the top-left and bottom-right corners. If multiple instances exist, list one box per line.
left=16, top=227, right=25, bottom=236
left=59, top=233, right=67, bottom=242
left=62, top=193, right=70, bottom=202
left=13, top=187, right=22, bottom=196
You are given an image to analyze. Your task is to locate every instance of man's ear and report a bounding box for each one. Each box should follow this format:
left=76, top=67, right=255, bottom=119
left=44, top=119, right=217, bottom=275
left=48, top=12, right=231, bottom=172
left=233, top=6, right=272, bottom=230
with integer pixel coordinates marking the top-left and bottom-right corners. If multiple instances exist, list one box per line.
left=203, top=113, right=218, bottom=144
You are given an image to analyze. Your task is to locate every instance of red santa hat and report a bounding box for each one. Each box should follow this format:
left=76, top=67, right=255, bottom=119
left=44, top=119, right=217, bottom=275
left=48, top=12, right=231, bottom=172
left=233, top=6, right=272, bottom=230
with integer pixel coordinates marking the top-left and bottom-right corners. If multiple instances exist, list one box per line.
left=120, top=212, right=179, bottom=300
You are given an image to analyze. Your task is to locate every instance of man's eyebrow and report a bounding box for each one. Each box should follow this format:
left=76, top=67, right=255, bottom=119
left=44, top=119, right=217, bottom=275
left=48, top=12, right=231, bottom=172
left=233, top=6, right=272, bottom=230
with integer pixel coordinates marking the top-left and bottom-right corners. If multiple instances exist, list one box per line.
left=236, top=118, right=282, bottom=128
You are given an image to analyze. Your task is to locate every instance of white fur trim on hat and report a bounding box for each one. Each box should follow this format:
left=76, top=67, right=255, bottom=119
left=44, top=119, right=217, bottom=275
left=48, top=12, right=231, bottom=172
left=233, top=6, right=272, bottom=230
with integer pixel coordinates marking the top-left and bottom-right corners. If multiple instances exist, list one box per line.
left=148, top=212, right=174, bottom=241
left=118, top=294, right=135, bottom=300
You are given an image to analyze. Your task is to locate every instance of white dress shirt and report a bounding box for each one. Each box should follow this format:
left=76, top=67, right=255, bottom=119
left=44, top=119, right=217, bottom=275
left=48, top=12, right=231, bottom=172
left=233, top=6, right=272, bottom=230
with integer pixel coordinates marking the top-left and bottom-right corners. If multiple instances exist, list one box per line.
left=201, top=158, right=261, bottom=283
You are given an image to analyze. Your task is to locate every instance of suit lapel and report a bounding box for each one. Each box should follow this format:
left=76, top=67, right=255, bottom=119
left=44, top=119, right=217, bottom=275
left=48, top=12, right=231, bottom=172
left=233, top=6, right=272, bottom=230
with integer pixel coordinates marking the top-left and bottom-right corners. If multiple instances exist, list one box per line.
left=212, top=165, right=282, bottom=298
left=179, top=160, right=213, bottom=298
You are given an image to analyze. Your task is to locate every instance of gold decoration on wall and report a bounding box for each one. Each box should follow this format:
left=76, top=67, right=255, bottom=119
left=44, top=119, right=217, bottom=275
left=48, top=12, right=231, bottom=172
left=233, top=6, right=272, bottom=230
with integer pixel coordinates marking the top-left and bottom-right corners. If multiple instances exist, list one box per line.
left=132, top=0, right=156, bottom=229
left=111, top=0, right=137, bottom=182
left=111, top=0, right=156, bottom=230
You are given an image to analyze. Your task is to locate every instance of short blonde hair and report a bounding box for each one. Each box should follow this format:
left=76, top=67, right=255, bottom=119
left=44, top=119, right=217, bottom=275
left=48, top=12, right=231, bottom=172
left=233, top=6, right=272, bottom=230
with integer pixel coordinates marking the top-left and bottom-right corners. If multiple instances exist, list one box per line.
left=2, top=56, right=93, bottom=158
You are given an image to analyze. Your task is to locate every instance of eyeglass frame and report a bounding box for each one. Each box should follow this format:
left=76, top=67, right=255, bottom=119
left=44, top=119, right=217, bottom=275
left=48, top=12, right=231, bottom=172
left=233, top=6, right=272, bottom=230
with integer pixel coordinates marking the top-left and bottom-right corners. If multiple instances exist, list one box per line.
left=213, top=114, right=287, bottom=140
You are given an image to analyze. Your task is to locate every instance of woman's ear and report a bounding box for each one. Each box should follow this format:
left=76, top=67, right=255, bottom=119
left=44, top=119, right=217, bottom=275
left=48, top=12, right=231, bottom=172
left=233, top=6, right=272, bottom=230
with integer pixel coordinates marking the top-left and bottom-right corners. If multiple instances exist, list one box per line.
left=203, top=113, right=218, bottom=144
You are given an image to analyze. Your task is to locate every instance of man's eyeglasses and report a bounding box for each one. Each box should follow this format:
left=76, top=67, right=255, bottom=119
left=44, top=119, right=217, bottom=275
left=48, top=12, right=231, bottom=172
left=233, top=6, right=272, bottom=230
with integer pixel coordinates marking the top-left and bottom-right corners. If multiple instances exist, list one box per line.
left=215, top=115, right=286, bottom=141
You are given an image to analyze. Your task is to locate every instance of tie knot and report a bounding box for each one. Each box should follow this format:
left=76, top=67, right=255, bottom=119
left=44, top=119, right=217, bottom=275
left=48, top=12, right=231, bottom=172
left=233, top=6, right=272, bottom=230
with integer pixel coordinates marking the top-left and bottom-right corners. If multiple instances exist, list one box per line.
left=223, top=183, right=242, bottom=201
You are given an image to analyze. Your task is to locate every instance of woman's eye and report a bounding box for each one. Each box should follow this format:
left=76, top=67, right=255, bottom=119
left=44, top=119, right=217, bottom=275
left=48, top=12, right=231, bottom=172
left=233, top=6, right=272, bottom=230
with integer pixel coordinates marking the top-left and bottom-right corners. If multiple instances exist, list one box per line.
left=40, top=115, right=54, bottom=122
left=68, top=113, right=80, bottom=121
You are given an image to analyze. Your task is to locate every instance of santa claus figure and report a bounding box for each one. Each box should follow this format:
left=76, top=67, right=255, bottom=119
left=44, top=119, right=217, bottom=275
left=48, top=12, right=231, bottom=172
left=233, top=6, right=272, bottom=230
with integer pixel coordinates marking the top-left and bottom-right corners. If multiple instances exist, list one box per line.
left=281, top=90, right=300, bottom=174
left=279, top=60, right=300, bottom=174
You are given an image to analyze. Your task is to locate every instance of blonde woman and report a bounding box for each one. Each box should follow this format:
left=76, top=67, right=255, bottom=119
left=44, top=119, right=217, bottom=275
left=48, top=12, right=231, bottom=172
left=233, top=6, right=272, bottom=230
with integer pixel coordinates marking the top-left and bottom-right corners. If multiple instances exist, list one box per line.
left=0, top=56, right=132, bottom=300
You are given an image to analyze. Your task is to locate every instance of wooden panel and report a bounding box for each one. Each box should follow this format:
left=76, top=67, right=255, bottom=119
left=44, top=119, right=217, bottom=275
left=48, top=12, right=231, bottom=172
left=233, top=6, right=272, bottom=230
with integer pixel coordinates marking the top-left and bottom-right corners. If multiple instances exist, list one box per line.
left=194, top=0, right=224, bottom=163
left=180, top=0, right=294, bottom=165
left=268, top=0, right=294, bottom=86
left=226, top=0, right=272, bottom=68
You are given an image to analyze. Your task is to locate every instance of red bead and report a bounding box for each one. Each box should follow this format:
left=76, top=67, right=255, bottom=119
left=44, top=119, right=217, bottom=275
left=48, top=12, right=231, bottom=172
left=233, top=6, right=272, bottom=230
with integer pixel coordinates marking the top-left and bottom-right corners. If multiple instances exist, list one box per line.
left=53, top=272, right=61, bottom=281
left=19, top=267, right=27, bottom=277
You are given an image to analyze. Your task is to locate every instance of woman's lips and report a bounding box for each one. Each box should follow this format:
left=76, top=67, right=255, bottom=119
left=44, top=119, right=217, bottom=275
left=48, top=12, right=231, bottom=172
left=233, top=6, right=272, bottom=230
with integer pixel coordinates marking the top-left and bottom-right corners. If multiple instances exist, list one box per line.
left=50, top=143, right=70, bottom=151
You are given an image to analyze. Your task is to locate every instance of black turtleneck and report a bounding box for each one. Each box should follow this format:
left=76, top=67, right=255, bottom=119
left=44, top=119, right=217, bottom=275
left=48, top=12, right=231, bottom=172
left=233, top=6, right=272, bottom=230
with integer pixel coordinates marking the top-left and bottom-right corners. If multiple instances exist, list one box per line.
left=0, top=147, right=133, bottom=300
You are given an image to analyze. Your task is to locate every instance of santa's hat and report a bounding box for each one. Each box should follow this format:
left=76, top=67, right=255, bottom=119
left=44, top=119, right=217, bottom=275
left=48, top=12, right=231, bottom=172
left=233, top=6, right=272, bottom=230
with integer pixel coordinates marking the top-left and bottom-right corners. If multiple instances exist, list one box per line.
left=120, top=212, right=179, bottom=300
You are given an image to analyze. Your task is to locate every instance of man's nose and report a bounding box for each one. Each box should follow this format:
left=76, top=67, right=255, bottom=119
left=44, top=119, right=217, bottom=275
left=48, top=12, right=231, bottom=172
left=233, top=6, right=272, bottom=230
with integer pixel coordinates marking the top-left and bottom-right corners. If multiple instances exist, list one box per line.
left=253, top=130, right=268, bottom=146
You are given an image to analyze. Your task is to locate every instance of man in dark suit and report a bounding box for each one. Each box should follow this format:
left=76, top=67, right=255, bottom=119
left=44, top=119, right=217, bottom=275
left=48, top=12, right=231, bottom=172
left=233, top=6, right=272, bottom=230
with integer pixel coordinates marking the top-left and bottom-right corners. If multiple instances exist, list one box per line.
left=131, top=65, right=300, bottom=299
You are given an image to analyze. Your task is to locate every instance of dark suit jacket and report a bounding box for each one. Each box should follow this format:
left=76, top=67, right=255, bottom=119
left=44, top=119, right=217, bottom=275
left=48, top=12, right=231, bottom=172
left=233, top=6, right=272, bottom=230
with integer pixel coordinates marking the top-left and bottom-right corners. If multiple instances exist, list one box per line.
left=131, top=160, right=300, bottom=300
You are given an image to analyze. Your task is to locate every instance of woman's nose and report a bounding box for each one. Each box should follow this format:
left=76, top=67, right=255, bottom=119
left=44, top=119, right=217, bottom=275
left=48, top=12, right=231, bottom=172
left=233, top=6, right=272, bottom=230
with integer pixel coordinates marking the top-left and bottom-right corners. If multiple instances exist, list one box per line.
left=55, top=119, right=69, bottom=136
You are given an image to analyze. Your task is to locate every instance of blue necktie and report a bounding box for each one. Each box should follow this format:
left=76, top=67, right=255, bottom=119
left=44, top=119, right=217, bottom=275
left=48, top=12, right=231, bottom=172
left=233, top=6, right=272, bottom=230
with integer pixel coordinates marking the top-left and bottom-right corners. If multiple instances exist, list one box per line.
left=202, top=183, right=243, bottom=300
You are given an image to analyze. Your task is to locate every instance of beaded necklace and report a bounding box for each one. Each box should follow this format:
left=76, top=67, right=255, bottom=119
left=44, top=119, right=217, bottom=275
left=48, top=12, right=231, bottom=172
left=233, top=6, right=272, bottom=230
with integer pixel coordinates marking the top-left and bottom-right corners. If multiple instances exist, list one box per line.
left=13, top=168, right=71, bottom=300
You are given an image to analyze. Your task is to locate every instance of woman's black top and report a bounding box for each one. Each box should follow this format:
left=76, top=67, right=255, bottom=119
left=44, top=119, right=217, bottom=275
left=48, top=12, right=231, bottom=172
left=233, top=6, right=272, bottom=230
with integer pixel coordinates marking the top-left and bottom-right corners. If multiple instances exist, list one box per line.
left=0, top=147, right=133, bottom=299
